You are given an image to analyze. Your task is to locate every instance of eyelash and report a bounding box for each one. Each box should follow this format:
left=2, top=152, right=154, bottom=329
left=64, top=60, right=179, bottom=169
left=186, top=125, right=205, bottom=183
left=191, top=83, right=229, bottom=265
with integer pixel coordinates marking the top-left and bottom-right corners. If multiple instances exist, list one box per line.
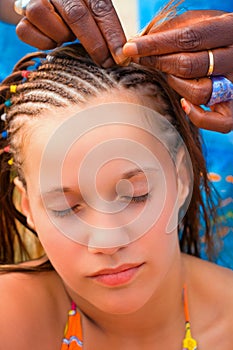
left=123, top=193, right=149, bottom=203
left=51, top=193, right=149, bottom=218
left=51, top=205, right=80, bottom=218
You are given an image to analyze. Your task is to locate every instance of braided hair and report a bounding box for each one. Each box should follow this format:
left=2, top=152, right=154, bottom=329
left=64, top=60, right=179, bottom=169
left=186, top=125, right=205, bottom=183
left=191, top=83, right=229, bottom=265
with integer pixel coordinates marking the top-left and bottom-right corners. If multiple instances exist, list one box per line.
left=0, top=43, right=217, bottom=272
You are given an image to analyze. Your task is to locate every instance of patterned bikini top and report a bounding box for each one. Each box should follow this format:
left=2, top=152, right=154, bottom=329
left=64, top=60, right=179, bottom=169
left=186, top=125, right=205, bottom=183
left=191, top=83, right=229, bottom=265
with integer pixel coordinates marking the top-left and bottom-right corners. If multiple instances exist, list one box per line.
left=60, top=284, right=198, bottom=350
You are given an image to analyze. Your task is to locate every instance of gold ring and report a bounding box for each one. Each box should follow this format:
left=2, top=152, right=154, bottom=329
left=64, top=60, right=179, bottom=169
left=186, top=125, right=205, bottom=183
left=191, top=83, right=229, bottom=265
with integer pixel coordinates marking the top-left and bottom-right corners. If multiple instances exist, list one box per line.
left=207, top=50, right=214, bottom=76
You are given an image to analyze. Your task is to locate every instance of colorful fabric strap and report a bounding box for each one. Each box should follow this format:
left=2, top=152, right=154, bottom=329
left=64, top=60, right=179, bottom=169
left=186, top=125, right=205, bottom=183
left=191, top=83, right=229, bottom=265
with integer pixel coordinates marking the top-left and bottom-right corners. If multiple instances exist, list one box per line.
left=207, top=76, right=233, bottom=106
left=61, top=285, right=197, bottom=349
left=61, top=301, right=83, bottom=350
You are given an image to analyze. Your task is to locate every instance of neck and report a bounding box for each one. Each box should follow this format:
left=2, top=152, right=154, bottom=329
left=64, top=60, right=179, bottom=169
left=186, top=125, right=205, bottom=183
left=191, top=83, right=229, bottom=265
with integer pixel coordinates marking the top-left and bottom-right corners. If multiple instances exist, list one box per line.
left=66, top=252, right=186, bottom=341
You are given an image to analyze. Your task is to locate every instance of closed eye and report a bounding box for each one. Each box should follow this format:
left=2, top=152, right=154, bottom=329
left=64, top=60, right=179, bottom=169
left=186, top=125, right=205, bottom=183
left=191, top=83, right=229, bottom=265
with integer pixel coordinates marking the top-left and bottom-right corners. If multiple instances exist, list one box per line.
left=51, top=204, right=80, bottom=218
left=50, top=193, right=150, bottom=218
left=123, top=193, right=149, bottom=203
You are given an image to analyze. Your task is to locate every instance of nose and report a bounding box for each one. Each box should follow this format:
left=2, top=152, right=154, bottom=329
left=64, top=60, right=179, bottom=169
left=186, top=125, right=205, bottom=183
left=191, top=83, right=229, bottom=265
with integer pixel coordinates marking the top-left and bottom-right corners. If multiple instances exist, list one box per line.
left=87, top=226, right=130, bottom=255
left=88, top=245, right=121, bottom=255
left=83, top=206, right=131, bottom=254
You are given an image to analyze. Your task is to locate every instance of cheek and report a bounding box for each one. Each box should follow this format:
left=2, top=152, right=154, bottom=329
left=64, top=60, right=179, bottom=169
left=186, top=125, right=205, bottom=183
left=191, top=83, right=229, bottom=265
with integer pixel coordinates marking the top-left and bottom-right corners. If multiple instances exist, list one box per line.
left=145, top=216, right=178, bottom=259
left=145, top=171, right=179, bottom=237
left=37, top=223, right=86, bottom=287
left=142, top=179, right=180, bottom=261
left=139, top=218, right=179, bottom=289
left=28, top=202, right=84, bottom=280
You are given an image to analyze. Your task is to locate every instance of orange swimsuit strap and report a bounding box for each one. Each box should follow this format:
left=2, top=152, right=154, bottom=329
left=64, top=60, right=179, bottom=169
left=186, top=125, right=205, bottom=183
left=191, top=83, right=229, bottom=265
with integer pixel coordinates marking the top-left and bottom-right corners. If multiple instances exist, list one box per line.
left=61, top=285, right=198, bottom=350
left=61, top=301, right=83, bottom=350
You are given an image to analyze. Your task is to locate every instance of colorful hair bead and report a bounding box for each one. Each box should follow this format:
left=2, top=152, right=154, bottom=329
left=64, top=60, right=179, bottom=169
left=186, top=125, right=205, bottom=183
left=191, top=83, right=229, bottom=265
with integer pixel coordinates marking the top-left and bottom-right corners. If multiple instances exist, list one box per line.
left=0, top=145, right=10, bottom=155
left=8, top=157, right=14, bottom=166
left=1, top=130, right=8, bottom=139
left=34, top=61, right=41, bottom=69
left=1, top=113, right=7, bottom=122
left=3, top=145, right=10, bottom=152
left=10, top=85, right=17, bottom=93
left=46, top=55, right=54, bottom=62
left=4, top=99, right=12, bottom=107
left=21, top=70, right=30, bottom=79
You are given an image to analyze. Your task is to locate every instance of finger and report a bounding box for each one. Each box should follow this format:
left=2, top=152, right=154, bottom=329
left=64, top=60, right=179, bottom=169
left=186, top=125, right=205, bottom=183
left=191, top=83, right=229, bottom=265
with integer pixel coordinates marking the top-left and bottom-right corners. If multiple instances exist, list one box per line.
left=180, top=98, right=233, bottom=133
left=85, top=0, right=127, bottom=64
left=24, top=0, right=75, bottom=45
left=16, top=18, right=57, bottom=50
left=137, top=47, right=233, bottom=79
left=51, top=0, right=114, bottom=67
left=123, top=13, right=233, bottom=57
left=166, top=75, right=212, bottom=105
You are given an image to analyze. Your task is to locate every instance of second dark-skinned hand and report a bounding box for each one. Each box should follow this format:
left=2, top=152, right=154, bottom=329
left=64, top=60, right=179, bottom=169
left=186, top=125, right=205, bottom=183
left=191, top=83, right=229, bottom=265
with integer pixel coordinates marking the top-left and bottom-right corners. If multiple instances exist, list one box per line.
left=123, top=10, right=233, bottom=133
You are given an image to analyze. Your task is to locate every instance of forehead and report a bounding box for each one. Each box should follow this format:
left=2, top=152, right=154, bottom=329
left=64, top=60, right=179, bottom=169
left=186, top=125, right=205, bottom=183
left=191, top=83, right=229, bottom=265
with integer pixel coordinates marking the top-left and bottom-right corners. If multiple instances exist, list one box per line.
left=22, top=101, right=175, bottom=191
left=21, top=87, right=170, bottom=158
left=24, top=100, right=171, bottom=153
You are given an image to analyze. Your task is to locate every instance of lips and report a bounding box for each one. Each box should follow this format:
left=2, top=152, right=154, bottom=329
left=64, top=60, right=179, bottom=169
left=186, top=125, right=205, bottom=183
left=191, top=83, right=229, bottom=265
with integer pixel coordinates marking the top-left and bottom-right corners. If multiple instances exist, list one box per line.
left=88, top=263, right=144, bottom=287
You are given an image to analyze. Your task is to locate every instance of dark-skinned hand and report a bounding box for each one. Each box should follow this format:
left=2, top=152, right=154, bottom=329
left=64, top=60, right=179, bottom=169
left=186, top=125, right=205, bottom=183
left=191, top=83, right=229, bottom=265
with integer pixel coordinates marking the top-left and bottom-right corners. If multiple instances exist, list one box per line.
left=16, top=0, right=127, bottom=67
left=16, top=2, right=233, bottom=132
left=123, top=10, right=233, bottom=133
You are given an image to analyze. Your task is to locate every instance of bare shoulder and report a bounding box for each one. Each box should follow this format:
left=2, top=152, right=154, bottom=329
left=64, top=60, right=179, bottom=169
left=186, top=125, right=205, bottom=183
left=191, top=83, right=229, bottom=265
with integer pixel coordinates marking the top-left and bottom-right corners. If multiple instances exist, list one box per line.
left=184, top=253, right=233, bottom=297
left=0, top=267, right=69, bottom=349
left=183, top=254, right=233, bottom=349
left=0, top=267, right=62, bottom=304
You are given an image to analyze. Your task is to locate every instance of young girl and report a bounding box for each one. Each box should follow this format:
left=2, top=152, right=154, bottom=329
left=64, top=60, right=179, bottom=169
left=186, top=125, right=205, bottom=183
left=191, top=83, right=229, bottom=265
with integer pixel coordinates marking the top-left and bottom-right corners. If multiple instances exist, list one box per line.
left=0, top=43, right=232, bottom=350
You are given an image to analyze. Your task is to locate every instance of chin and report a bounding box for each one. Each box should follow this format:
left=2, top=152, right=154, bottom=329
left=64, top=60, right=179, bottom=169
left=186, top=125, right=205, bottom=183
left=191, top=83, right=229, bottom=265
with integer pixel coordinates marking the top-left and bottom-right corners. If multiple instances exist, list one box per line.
left=89, top=288, right=153, bottom=315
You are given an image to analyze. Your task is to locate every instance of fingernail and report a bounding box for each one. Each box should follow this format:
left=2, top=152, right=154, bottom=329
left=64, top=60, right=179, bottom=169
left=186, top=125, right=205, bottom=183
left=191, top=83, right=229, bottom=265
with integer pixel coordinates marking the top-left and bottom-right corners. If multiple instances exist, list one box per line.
left=101, top=57, right=115, bottom=68
left=180, top=98, right=191, bottom=115
left=123, top=42, right=138, bottom=56
left=113, top=47, right=129, bottom=65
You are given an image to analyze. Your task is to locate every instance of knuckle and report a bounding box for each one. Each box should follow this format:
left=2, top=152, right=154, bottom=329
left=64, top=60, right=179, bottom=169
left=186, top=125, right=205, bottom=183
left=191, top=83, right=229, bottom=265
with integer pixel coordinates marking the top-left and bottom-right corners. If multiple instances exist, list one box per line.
left=177, top=54, right=193, bottom=78
left=26, top=1, right=44, bottom=19
left=103, top=24, right=117, bottom=40
left=16, top=20, right=56, bottom=50
left=176, top=27, right=201, bottom=50
left=88, top=0, right=113, bottom=17
left=61, top=0, right=89, bottom=24
left=16, top=20, right=29, bottom=39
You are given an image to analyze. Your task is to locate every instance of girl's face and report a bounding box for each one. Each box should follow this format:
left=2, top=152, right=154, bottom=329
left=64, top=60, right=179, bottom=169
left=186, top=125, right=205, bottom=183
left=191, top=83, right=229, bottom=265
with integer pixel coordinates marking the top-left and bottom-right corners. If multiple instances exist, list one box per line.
left=19, top=95, right=188, bottom=315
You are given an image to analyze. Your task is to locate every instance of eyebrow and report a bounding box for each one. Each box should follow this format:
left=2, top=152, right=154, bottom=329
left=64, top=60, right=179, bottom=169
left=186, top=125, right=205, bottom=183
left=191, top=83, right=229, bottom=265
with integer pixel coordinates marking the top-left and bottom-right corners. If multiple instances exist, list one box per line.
left=41, top=187, right=75, bottom=196
left=42, top=167, right=159, bottom=195
left=120, top=167, right=159, bottom=179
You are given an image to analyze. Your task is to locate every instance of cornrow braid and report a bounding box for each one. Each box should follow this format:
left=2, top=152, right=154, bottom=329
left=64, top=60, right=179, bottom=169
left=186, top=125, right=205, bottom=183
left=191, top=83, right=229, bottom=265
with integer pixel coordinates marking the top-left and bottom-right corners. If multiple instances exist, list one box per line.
left=0, top=43, right=217, bottom=273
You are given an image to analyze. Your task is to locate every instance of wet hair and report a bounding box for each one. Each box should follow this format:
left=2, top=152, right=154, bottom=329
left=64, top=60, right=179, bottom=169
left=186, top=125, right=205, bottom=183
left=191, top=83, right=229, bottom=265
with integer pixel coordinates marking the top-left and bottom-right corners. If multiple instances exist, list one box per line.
left=0, top=43, right=217, bottom=273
